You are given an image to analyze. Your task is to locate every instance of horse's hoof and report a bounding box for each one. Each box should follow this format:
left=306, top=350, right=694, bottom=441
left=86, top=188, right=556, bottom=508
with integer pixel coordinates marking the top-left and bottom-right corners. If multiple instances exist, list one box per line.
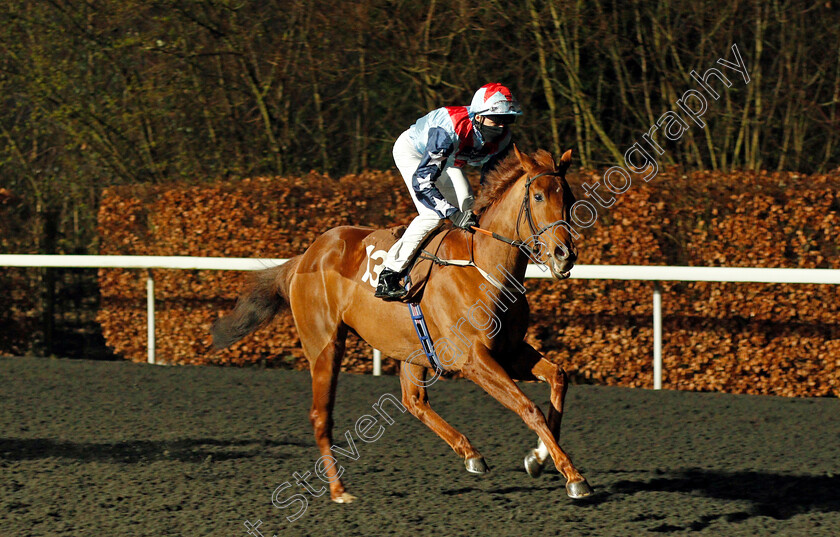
left=524, top=450, right=544, bottom=478
left=332, top=492, right=357, bottom=504
left=465, top=457, right=489, bottom=474
left=565, top=479, right=594, bottom=499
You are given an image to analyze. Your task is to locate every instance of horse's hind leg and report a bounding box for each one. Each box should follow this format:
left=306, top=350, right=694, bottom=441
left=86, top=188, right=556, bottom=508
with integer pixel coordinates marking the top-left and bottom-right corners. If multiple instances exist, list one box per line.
left=307, top=323, right=355, bottom=503
left=464, top=344, right=592, bottom=498
left=399, top=361, right=487, bottom=474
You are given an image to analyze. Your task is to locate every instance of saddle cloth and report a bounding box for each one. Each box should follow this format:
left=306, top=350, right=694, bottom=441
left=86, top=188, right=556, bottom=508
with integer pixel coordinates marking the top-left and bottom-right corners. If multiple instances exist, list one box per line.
left=357, top=225, right=452, bottom=303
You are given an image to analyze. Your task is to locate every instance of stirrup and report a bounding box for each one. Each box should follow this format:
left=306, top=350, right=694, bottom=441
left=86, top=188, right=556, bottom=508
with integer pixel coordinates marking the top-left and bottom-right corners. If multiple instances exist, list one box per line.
left=374, top=269, right=407, bottom=300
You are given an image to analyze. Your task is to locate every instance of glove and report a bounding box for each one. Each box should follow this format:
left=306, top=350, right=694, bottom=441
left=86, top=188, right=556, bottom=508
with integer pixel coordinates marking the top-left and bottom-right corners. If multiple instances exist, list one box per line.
left=449, top=210, right=478, bottom=231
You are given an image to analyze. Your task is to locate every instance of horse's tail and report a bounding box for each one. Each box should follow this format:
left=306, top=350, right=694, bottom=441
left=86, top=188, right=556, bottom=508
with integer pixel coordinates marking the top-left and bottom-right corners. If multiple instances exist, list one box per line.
left=211, top=256, right=301, bottom=350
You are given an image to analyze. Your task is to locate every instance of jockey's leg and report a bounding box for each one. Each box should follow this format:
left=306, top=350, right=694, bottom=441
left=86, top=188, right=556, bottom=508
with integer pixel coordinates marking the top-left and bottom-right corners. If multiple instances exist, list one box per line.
left=376, top=211, right=440, bottom=299
left=385, top=130, right=465, bottom=275
left=377, top=131, right=447, bottom=299
left=437, top=166, right=475, bottom=213
left=382, top=213, right=442, bottom=273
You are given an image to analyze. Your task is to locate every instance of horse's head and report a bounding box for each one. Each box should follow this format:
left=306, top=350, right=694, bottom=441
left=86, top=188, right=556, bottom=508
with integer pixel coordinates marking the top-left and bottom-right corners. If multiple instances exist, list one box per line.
left=512, top=146, right=578, bottom=280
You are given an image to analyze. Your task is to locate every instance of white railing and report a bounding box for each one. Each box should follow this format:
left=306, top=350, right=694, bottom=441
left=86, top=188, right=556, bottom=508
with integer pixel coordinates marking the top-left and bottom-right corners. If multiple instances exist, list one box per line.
left=3, top=254, right=840, bottom=389
left=524, top=264, right=840, bottom=389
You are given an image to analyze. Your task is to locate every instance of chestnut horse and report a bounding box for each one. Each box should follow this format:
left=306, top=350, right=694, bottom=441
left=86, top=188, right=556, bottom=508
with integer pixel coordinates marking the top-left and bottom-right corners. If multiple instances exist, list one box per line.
left=212, top=146, right=593, bottom=502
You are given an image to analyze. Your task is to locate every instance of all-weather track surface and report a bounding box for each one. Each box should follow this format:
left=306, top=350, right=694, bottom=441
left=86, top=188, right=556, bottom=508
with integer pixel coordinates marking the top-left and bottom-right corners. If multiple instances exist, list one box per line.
left=1, top=357, right=839, bottom=537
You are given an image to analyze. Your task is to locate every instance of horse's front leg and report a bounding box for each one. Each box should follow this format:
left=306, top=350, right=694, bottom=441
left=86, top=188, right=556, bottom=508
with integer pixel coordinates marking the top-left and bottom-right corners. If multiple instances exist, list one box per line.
left=504, top=343, right=571, bottom=478
left=464, top=344, right=593, bottom=499
left=399, top=361, right=488, bottom=474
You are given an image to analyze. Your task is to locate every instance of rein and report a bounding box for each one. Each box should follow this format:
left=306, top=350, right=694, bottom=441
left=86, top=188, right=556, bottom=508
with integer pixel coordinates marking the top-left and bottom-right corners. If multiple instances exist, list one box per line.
left=471, top=170, right=562, bottom=259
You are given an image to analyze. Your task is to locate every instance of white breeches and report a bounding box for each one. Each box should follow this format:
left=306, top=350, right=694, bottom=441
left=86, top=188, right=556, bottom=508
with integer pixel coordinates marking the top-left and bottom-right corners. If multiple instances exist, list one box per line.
left=383, top=130, right=475, bottom=273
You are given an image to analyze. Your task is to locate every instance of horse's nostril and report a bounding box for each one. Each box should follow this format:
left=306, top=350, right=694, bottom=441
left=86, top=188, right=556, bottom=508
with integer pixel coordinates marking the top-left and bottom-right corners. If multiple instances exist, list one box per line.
left=556, top=246, right=576, bottom=262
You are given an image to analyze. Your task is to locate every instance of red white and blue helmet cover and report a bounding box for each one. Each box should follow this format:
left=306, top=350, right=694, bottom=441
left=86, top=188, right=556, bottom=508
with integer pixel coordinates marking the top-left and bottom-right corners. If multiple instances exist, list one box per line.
left=469, top=83, right=523, bottom=117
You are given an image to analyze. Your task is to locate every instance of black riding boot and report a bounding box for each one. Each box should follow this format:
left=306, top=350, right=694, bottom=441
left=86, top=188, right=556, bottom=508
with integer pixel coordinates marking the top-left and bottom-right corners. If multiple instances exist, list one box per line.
left=374, top=268, right=407, bottom=300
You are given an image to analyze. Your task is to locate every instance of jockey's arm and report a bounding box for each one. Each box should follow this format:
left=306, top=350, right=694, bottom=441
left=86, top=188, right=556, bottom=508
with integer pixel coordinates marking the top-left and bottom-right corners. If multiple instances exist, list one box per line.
left=411, top=127, right=459, bottom=219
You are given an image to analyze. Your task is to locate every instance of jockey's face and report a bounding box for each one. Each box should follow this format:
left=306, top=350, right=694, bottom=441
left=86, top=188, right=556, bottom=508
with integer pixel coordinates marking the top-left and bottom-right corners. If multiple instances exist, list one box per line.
left=475, top=114, right=515, bottom=143
left=476, top=114, right=516, bottom=127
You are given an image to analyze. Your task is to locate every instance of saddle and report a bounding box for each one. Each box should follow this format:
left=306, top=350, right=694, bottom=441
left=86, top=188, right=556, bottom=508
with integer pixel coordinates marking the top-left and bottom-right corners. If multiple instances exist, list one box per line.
left=357, top=225, right=453, bottom=303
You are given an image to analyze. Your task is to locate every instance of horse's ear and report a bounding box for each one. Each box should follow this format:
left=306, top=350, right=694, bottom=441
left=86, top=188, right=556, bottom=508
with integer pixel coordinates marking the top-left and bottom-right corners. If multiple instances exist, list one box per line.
left=558, top=149, right=573, bottom=173
left=513, top=144, right=537, bottom=172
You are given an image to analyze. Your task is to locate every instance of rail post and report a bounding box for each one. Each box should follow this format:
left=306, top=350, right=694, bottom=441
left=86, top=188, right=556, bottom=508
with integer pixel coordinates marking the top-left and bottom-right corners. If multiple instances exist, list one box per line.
left=653, top=281, right=662, bottom=389
left=147, top=269, right=156, bottom=365
left=373, top=349, right=382, bottom=376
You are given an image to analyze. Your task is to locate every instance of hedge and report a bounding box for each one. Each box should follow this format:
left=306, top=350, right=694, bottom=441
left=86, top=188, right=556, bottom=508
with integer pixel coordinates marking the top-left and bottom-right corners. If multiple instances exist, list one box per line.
left=96, top=167, right=840, bottom=397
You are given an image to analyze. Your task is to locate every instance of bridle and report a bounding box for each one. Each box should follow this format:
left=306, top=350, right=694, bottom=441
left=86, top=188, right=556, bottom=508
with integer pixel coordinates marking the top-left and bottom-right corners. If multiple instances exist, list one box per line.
left=471, top=170, right=569, bottom=261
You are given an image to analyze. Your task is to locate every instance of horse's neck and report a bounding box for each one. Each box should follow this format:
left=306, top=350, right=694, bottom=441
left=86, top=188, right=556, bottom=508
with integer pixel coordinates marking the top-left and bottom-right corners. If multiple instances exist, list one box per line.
left=473, top=176, right=530, bottom=286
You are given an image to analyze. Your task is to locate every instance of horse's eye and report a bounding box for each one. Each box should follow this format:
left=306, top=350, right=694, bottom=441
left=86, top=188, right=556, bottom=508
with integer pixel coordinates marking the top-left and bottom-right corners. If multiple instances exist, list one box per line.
left=534, top=193, right=544, bottom=202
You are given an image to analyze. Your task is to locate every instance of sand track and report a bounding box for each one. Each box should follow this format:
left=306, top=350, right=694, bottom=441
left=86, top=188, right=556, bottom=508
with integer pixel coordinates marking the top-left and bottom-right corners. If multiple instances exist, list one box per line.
left=1, top=357, right=839, bottom=536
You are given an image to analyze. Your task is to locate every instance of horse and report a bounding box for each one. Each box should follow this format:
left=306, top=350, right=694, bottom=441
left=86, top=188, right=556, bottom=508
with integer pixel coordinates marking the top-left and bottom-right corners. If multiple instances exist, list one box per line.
left=211, top=145, right=593, bottom=503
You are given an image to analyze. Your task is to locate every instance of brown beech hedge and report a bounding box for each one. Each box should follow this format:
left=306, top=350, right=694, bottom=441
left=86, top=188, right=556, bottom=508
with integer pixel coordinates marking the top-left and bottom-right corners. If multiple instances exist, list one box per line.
left=97, top=168, right=840, bottom=397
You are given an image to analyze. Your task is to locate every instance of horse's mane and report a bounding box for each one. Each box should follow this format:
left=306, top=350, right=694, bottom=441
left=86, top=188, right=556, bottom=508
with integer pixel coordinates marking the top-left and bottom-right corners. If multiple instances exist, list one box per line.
left=474, top=149, right=557, bottom=215
left=473, top=152, right=523, bottom=216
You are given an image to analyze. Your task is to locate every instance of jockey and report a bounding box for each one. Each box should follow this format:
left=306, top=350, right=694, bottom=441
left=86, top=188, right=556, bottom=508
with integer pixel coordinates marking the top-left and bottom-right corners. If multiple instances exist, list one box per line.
left=375, top=83, right=523, bottom=300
